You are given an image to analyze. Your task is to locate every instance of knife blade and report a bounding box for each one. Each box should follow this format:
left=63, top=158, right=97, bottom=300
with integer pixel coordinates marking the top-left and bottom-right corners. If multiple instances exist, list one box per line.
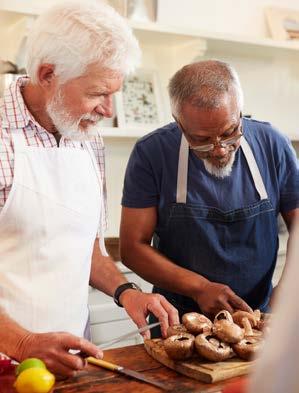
left=87, top=357, right=171, bottom=391
left=98, top=321, right=161, bottom=349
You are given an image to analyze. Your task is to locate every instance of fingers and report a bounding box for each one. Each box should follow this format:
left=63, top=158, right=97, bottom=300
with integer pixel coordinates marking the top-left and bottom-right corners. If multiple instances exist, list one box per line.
left=147, top=302, right=168, bottom=338
left=230, top=295, right=253, bottom=313
left=219, top=301, right=234, bottom=315
left=160, top=297, right=180, bottom=325
left=18, top=332, right=104, bottom=378
left=61, top=334, right=103, bottom=359
left=147, top=294, right=179, bottom=338
left=131, top=314, right=150, bottom=338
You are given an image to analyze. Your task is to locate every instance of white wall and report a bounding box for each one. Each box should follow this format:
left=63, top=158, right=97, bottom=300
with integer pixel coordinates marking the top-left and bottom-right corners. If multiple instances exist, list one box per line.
left=158, top=0, right=299, bottom=37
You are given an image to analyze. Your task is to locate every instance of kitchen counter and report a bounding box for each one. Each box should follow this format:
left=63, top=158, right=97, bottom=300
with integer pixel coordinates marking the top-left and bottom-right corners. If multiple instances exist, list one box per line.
left=1, top=344, right=246, bottom=392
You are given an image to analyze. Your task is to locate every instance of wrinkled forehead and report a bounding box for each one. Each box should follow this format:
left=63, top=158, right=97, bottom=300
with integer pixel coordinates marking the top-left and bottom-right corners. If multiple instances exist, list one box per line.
left=61, top=64, right=124, bottom=91
left=180, top=95, right=240, bottom=136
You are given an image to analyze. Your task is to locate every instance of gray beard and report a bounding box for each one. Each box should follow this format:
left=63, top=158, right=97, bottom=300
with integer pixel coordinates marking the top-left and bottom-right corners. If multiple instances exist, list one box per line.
left=203, top=151, right=236, bottom=178
left=46, top=91, right=103, bottom=141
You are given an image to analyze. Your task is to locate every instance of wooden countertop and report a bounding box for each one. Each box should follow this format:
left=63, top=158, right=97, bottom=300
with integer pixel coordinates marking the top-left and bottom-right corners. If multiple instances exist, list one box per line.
left=0, top=344, right=246, bottom=392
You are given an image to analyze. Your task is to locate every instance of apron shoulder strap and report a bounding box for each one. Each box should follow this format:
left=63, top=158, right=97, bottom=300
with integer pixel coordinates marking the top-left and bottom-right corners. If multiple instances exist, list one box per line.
left=176, top=134, right=189, bottom=204
left=240, top=137, right=268, bottom=200
left=83, top=141, right=108, bottom=257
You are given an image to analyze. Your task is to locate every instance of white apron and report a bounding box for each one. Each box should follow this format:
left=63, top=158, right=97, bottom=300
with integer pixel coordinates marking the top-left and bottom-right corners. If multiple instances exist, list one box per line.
left=0, top=132, right=105, bottom=337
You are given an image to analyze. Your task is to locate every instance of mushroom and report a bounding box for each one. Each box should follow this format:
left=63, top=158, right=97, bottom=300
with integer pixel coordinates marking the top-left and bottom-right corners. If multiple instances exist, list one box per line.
left=166, top=324, right=188, bottom=337
left=242, top=317, right=263, bottom=338
left=256, top=313, right=270, bottom=333
left=232, top=310, right=258, bottom=328
left=212, top=310, right=244, bottom=344
left=182, top=312, right=212, bottom=335
left=195, top=332, right=231, bottom=362
left=163, top=333, right=195, bottom=360
left=233, top=336, right=263, bottom=360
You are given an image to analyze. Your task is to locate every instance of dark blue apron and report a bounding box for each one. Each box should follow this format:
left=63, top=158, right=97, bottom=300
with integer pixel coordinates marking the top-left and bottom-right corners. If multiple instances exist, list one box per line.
left=150, top=134, right=278, bottom=337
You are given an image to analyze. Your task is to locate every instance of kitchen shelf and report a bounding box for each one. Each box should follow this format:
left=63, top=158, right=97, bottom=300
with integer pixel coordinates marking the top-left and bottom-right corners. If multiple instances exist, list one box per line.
left=2, top=5, right=299, bottom=60
left=131, top=20, right=299, bottom=58
left=100, top=126, right=157, bottom=138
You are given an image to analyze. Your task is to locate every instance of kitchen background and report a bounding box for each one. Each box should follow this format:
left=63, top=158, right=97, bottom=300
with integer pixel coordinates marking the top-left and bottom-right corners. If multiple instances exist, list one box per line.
left=1, top=0, right=298, bottom=346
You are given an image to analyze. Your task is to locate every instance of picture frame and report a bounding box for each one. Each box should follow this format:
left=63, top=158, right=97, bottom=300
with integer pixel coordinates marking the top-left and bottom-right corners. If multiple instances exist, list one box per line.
left=265, top=7, right=299, bottom=41
left=115, top=69, right=164, bottom=128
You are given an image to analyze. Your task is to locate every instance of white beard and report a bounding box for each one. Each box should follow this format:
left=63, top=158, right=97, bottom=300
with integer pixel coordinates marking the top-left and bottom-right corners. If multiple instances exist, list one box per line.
left=46, top=90, right=103, bottom=141
left=203, top=151, right=236, bottom=178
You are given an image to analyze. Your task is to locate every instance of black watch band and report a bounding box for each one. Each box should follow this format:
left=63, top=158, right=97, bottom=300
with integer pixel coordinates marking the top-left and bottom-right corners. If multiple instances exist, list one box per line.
left=113, top=282, right=142, bottom=307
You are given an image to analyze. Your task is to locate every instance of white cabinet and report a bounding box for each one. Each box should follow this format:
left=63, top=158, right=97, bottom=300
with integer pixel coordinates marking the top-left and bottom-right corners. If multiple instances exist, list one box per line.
left=88, top=262, right=152, bottom=348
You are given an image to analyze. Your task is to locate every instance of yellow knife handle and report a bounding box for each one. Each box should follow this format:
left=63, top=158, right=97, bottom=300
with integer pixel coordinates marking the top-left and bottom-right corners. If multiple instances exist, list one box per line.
left=86, top=356, right=121, bottom=371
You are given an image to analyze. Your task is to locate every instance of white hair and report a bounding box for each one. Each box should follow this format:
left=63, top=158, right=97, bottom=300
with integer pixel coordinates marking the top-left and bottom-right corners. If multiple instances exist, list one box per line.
left=168, top=60, right=244, bottom=116
left=26, top=0, right=141, bottom=84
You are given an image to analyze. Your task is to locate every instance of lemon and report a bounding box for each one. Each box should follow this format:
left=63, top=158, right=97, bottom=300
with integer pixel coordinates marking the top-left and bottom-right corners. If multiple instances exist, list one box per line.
left=16, top=358, right=46, bottom=376
left=14, top=367, right=55, bottom=393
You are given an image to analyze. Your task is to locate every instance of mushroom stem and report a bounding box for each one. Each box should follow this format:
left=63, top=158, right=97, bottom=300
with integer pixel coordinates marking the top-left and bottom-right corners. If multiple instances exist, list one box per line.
left=242, top=317, right=253, bottom=336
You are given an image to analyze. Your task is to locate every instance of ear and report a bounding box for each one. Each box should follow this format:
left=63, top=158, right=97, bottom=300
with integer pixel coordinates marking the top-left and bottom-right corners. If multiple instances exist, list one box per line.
left=37, top=64, right=56, bottom=88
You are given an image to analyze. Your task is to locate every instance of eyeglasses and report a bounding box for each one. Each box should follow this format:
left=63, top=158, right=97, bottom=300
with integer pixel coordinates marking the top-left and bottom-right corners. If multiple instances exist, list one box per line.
left=190, top=125, right=243, bottom=153
left=176, top=116, right=243, bottom=153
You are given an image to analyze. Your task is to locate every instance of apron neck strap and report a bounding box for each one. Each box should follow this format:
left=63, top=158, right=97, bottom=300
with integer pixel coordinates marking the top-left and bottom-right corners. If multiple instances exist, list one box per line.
left=176, top=133, right=268, bottom=204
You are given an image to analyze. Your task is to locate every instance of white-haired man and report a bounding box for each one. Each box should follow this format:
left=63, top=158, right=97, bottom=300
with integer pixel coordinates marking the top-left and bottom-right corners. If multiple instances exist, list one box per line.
left=0, top=1, right=178, bottom=376
left=120, top=60, right=299, bottom=337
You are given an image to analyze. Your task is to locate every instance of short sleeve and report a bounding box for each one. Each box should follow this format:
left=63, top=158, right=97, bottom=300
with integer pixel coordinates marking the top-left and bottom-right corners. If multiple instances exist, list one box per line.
left=122, top=142, right=159, bottom=208
left=278, top=137, right=299, bottom=213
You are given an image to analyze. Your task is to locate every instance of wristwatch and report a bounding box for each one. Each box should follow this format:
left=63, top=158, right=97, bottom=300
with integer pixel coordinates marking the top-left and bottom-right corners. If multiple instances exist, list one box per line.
left=113, top=282, right=142, bottom=307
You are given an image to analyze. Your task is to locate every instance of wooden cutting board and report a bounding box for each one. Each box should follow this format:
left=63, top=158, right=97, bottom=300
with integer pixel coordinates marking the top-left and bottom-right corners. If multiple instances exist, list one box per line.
left=144, top=338, right=254, bottom=384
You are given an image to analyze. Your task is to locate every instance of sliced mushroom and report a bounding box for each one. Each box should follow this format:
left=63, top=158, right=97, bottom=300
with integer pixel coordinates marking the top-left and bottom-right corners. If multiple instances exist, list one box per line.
left=167, top=324, right=188, bottom=337
left=164, top=333, right=195, bottom=360
left=195, top=332, right=231, bottom=362
left=240, top=317, right=262, bottom=338
left=233, top=336, right=263, bottom=360
left=232, top=310, right=257, bottom=328
left=182, top=312, right=212, bottom=335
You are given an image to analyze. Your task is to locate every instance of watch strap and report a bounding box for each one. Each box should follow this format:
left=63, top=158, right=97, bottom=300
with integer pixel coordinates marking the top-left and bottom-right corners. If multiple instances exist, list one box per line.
left=113, top=282, right=142, bottom=307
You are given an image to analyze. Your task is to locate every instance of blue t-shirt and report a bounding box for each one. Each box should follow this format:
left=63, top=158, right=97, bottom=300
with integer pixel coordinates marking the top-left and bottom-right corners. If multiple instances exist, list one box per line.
left=122, top=118, right=299, bottom=227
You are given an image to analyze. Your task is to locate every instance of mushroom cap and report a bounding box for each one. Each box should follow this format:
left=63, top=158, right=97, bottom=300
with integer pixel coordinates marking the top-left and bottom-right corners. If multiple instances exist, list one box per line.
left=213, top=319, right=244, bottom=344
left=164, top=333, right=195, bottom=360
left=214, top=310, right=234, bottom=324
left=182, top=312, right=213, bottom=335
left=233, top=336, right=263, bottom=360
left=167, top=324, right=188, bottom=337
left=232, top=311, right=257, bottom=327
left=195, top=333, right=231, bottom=362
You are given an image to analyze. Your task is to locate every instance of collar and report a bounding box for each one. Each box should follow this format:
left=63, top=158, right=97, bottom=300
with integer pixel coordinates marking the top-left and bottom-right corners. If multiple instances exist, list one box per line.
left=1, top=76, right=42, bottom=131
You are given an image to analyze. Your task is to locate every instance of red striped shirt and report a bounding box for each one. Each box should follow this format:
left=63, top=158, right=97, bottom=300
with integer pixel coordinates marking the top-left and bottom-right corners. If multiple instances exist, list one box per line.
left=0, top=76, right=107, bottom=227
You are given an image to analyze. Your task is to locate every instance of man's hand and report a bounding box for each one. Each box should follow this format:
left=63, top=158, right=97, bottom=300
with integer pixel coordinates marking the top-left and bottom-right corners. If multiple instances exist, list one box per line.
left=193, top=281, right=252, bottom=318
left=15, top=332, right=103, bottom=377
left=120, top=290, right=179, bottom=338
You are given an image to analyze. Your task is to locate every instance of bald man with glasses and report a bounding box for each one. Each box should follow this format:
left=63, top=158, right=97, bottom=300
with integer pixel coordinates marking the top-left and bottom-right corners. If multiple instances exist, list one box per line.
left=120, top=60, right=299, bottom=337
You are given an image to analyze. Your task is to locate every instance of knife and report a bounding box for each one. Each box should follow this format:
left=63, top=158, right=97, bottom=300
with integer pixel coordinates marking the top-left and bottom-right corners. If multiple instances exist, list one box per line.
left=98, top=321, right=161, bottom=349
left=87, top=357, right=171, bottom=391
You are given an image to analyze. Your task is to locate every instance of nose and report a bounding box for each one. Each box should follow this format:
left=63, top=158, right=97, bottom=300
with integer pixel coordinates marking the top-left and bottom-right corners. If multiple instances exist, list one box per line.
left=95, top=95, right=113, bottom=118
left=210, top=143, right=229, bottom=158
